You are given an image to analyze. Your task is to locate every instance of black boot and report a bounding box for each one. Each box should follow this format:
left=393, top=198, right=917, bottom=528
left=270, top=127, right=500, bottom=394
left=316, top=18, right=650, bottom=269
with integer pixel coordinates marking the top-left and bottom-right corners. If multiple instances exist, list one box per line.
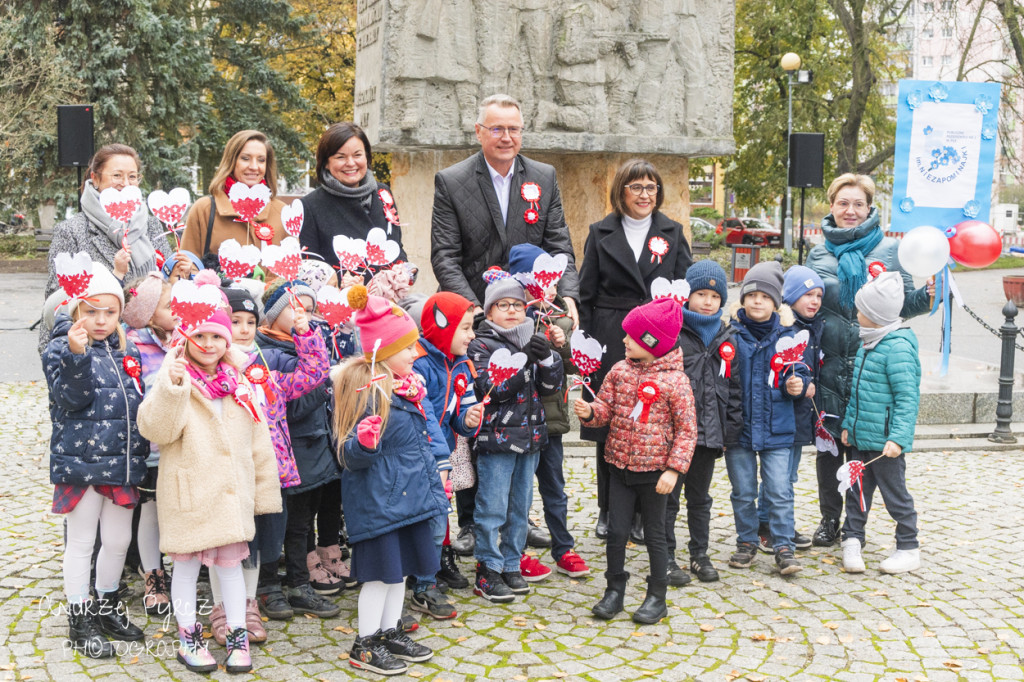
left=96, top=590, right=145, bottom=641
left=595, top=510, right=609, bottom=540
left=629, top=513, right=645, bottom=545
left=592, top=572, right=628, bottom=620
left=68, top=601, right=115, bottom=658
left=632, top=579, right=667, bottom=625
left=437, top=544, right=469, bottom=590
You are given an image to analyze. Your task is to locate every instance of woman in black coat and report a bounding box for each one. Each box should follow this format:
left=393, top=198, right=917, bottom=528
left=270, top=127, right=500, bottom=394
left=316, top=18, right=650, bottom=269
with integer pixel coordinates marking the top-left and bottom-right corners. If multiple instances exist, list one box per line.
left=298, top=122, right=408, bottom=286
left=578, top=158, right=693, bottom=538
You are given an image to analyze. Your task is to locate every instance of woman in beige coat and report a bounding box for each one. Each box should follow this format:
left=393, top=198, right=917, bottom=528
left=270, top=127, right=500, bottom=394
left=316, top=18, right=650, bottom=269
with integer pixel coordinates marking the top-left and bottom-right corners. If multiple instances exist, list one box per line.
left=138, top=308, right=281, bottom=674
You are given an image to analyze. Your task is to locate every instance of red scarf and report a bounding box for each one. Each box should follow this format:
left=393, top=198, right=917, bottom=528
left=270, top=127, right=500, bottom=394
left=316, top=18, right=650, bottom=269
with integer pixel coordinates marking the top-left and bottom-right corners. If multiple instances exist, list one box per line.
left=224, top=176, right=268, bottom=194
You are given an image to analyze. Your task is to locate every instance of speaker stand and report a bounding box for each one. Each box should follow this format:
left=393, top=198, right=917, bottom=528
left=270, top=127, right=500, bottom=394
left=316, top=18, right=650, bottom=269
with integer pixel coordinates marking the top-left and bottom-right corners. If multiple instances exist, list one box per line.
left=77, top=167, right=83, bottom=212
left=797, top=187, right=807, bottom=265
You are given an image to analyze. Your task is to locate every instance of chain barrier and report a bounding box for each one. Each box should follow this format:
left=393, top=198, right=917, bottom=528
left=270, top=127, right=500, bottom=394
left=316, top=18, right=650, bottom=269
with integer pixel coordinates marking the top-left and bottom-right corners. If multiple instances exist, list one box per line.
left=960, top=301, right=1024, bottom=353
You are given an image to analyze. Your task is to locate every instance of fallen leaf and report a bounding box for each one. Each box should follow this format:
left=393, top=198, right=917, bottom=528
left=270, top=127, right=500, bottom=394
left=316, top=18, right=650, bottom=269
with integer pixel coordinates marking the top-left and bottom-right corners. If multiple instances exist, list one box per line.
left=824, top=622, right=839, bottom=630
left=553, top=674, right=568, bottom=679
left=870, top=590, right=889, bottom=597
left=943, top=660, right=963, bottom=669
left=408, top=673, right=423, bottom=679
left=304, top=613, right=314, bottom=619
left=452, top=621, right=465, bottom=628
left=535, top=623, right=546, bottom=630
left=631, top=631, right=646, bottom=637
left=839, top=634, right=854, bottom=643
left=977, top=647, right=989, bottom=655
left=746, top=674, right=766, bottom=682
left=725, top=671, right=741, bottom=682
left=916, top=602, right=932, bottom=608
left=456, top=636, right=467, bottom=642
left=152, top=632, right=163, bottom=639
left=203, top=630, right=213, bottom=639
left=877, top=622, right=892, bottom=632
left=772, top=615, right=784, bottom=621
left=821, top=557, right=835, bottom=564
left=913, top=676, right=929, bottom=682
left=642, top=672, right=657, bottom=677
left=715, top=612, right=726, bottom=619
left=333, top=626, right=354, bottom=634
left=751, top=580, right=766, bottom=587
left=922, top=630, right=936, bottom=637
left=129, top=657, right=139, bottom=664
left=777, top=601, right=792, bottom=608
left=750, top=633, right=771, bottom=641
left=896, top=678, right=909, bottom=682
left=514, top=676, right=527, bottom=681
left=700, top=624, right=715, bottom=632
left=338, top=653, right=350, bottom=660
left=816, top=635, right=831, bottom=645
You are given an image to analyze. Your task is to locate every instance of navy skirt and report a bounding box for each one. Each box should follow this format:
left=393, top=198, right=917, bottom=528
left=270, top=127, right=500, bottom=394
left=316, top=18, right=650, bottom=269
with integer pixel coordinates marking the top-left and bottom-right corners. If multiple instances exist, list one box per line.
left=351, top=519, right=438, bottom=585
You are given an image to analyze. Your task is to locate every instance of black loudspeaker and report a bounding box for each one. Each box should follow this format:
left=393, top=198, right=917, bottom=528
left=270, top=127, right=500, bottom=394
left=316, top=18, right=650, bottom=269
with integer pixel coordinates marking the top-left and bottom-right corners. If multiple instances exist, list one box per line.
left=789, top=132, right=824, bottom=188
left=57, top=105, right=95, bottom=167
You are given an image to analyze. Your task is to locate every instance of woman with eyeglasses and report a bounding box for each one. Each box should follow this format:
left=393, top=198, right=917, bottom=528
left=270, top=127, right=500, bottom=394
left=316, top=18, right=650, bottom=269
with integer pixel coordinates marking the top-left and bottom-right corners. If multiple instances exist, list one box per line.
left=577, top=158, right=693, bottom=544
left=803, top=173, right=934, bottom=549
left=45, top=144, right=169, bottom=300
left=299, top=122, right=407, bottom=286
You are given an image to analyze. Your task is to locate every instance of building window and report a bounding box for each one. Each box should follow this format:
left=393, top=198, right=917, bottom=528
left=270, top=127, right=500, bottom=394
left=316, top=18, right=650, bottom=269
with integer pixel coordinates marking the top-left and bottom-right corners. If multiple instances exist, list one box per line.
left=923, top=27, right=934, bottom=37
left=940, top=0, right=952, bottom=9
left=941, top=55, right=952, bottom=65
left=922, top=56, right=934, bottom=66
left=942, top=26, right=953, bottom=37
left=923, top=1, right=934, bottom=11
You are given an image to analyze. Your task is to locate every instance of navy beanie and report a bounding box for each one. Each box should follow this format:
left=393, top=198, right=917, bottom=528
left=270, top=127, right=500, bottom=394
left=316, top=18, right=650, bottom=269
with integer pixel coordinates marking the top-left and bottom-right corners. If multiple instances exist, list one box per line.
left=508, top=243, right=547, bottom=276
left=782, top=265, right=825, bottom=306
left=685, top=260, right=728, bottom=303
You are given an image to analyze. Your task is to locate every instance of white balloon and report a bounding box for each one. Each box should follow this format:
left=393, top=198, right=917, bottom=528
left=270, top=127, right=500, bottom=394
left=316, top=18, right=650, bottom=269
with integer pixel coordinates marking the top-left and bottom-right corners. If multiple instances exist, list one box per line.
left=897, top=226, right=950, bottom=278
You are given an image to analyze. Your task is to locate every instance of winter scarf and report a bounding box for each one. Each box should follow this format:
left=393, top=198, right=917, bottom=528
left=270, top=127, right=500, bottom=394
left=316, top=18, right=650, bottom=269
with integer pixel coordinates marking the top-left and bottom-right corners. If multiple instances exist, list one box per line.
left=186, top=361, right=240, bottom=399
left=80, top=179, right=157, bottom=272
left=319, top=168, right=377, bottom=216
left=483, top=318, right=534, bottom=350
left=860, top=321, right=902, bottom=350
left=822, top=208, right=884, bottom=311
left=682, top=307, right=723, bottom=348
left=736, top=308, right=776, bottom=340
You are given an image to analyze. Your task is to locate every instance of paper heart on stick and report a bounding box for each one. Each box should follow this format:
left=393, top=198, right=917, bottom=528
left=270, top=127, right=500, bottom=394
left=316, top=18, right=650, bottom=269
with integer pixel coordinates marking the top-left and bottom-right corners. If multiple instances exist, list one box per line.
left=486, top=348, right=528, bottom=386
left=775, top=329, right=809, bottom=365
left=511, top=272, right=545, bottom=301
left=261, top=237, right=303, bottom=280
left=170, top=279, right=222, bottom=329
left=650, top=277, right=691, bottom=305
left=99, top=186, right=143, bottom=223
left=364, top=227, right=401, bottom=266
left=570, top=328, right=605, bottom=376
left=333, top=234, right=367, bottom=272
left=228, top=182, right=271, bottom=222
left=281, top=199, right=305, bottom=238
left=531, top=253, right=567, bottom=291
left=218, top=239, right=262, bottom=279
left=147, top=188, right=191, bottom=226
left=317, top=286, right=356, bottom=327
left=55, top=252, right=94, bottom=299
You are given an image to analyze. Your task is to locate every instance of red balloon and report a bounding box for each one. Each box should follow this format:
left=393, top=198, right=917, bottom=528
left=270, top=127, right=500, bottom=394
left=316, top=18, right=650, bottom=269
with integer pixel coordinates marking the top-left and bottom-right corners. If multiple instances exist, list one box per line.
left=948, top=220, right=1002, bottom=268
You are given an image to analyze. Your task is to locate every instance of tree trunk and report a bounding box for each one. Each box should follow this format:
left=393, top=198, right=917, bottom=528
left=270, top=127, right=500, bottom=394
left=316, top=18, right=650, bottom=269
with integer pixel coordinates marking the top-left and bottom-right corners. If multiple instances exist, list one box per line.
left=831, top=0, right=875, bottom=176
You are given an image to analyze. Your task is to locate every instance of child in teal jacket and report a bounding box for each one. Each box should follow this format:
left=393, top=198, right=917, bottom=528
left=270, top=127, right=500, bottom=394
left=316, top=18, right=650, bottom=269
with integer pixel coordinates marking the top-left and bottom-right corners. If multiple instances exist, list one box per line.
left=839, top=271, right=921, bottom=575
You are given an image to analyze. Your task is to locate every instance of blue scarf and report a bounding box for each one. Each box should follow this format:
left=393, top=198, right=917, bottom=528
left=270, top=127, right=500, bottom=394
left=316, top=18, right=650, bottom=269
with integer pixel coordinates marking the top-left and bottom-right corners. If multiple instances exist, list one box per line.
left=822, top=208, right=883, bottom=310
left=682, top=307, right=723, bottom=348
left=736, top=308, right=776, bottom=340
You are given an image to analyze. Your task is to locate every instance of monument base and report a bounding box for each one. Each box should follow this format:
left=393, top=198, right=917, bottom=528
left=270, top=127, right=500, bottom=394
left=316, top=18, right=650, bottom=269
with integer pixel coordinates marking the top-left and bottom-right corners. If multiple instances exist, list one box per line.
left=391, top=150, right=691, bottom=294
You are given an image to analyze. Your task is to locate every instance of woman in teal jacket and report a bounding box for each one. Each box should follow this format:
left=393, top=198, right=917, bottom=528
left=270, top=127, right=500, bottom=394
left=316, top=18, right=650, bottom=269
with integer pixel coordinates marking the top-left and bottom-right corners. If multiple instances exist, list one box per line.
left=804, top=173, right=933, bottom=547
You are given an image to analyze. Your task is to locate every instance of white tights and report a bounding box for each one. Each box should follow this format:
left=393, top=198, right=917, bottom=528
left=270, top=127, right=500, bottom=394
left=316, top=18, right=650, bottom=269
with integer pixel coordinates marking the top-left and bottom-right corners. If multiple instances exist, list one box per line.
left=172, top=557, right=246, bottom=630
left=136, top=500, right=161, bottom=572
left=63, top=487, right=134, bottom=602
left=357, top=580, right=405, bottom=638
left=209, top=553, right=259, bottom=603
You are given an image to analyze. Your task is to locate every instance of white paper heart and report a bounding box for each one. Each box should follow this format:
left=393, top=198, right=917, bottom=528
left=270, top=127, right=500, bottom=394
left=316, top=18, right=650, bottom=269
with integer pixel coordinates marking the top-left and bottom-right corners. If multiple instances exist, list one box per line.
left=487, top=348, right=528, bottom=385
left=261, top=237, right=303, bottom=280
left=531, top=253, right=568, bottom=291
left=55, top=252, right=94, bottom=298
left=99, top=186, right=144, bottom=223
left=570, top=328, right=606, bottom=376
left=775, top=329, right=809, bottom=363
left=228, top=182, right=271, bottom=222
left=218, top=238, right=262, bottom=279
left=650, top=277, right=691, bottom=305
left=281, top=199, right=305, bottom=238
left=316, top=286, right=356, bottom=327
left=147, top=188, right=191, bottom=226
left=333, top=235, right=367, bottom=272
left=365, top=227, right=400, bottom=266
left=170, top=279, right=222, bottom=328
left=511, top=271, right=545, bottom=301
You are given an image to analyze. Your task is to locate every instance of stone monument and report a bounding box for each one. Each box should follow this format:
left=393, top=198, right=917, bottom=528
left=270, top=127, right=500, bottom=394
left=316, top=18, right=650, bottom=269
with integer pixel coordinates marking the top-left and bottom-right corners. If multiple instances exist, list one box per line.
left=355, top=0, right=736, bottom=291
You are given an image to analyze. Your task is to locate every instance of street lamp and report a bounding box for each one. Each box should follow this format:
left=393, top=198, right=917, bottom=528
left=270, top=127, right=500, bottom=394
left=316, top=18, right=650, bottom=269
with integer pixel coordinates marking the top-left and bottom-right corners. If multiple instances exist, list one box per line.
left=781, top=52, right=801, bottom=254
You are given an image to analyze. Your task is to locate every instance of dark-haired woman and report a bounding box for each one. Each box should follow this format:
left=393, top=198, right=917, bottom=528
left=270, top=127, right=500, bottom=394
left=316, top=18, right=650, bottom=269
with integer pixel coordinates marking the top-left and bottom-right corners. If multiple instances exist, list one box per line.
left=577, top=158, right=692, bottom=543
left=299, top=122, right=407, bottom=287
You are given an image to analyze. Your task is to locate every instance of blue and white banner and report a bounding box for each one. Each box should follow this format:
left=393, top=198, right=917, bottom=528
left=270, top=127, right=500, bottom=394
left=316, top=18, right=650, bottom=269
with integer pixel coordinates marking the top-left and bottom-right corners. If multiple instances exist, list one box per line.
left=891, top=80, right=1001, bottom=232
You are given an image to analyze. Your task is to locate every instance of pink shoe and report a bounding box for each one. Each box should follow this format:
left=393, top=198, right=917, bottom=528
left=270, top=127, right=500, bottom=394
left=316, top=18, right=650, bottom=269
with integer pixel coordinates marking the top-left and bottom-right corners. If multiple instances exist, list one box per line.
left=177, top=623, right=217, bottom=673
left=245, top=598, right=267, bottom=643
left=520, top=554, right=552, bottom=582
left=307, top=550, right=342, bottom=595
left=224, top=627, right=251, bottom=673
left=209, top=602, right=228, bottom=646
left=316, top=545, right=357, bottom=588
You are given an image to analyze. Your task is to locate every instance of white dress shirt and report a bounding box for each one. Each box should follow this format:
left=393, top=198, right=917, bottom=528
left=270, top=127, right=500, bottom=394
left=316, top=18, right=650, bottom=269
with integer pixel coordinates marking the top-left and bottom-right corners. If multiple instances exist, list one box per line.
left=486, top=160, right=516, bottom=225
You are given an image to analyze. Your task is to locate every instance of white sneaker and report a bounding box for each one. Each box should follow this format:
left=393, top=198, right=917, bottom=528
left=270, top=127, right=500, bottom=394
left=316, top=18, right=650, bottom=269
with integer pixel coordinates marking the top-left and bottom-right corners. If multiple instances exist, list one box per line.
left=879, top=548, right=920, bottom=574
left=842, top=538, right=865, bottom=573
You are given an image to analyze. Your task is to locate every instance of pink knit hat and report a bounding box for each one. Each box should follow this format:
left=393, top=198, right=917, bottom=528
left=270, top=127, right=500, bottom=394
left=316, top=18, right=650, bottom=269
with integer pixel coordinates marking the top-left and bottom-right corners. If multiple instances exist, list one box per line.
left=347, top=285, right=419, bottom=361
left=622, top=298, right=683, bottom=358
left=122, top=273, right=166, bottom=329
left=191, top=309, right=233, bottom=347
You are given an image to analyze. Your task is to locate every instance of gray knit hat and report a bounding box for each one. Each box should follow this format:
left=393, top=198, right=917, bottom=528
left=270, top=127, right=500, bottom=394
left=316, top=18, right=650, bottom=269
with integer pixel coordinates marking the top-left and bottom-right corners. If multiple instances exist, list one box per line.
left=262, top=279, right=318, bottom=326
left=740, top=261, right=784, bottom=307
left=483, top=276, right=527, bottom=313
left=855, top=271, right=904, bottom=326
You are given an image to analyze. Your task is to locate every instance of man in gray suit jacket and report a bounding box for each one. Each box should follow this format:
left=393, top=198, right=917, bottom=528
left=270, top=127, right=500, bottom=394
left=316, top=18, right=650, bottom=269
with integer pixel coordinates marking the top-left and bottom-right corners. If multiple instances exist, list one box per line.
left=430, top=94, right=580, bottom=324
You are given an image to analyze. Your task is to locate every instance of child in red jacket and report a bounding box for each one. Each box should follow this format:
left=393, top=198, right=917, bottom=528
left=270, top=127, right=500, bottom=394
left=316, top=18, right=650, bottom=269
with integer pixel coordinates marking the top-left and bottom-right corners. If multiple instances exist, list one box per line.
left=574, top=297, right=697, bottom=625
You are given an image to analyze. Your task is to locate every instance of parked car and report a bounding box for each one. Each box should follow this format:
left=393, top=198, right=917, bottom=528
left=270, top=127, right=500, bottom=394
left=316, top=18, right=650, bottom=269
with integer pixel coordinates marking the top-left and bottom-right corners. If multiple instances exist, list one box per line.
left=716, top=217, right=782, bottom=247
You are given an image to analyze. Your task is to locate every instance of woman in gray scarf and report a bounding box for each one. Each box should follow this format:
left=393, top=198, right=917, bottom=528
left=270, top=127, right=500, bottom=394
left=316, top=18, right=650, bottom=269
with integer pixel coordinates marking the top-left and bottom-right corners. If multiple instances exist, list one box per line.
left=298, top=122, right=408, bottom=286
left=45, top=144, right=168, bottom=299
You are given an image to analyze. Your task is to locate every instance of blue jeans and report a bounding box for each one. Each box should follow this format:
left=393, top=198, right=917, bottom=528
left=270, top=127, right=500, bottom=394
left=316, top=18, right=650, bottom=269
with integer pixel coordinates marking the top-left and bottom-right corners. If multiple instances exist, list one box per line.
left=535, top=435, right=575, bottom=561
left=725, top=446, right=795, bottom=552
left=413, top=512, right=448, bottom=591
left=757, top=444, right=802, bottom=528
left=474, top=450, right=540, bottom=573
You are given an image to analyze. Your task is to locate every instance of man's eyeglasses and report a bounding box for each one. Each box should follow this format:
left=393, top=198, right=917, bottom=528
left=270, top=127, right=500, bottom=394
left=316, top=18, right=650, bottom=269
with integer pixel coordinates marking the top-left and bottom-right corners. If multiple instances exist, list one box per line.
left=480, top=125, right=524, bottom=139
left=494, top=301, right=526, bottom=311
left=625, top=183, right=659, bottom=196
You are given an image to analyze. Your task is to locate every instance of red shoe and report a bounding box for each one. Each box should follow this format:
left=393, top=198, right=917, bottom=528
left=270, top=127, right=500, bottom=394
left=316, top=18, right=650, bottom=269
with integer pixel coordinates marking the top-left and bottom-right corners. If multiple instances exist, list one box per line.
left=555, top=550, right=591, bottom=577
left=519, top=554, right=551, bottom=582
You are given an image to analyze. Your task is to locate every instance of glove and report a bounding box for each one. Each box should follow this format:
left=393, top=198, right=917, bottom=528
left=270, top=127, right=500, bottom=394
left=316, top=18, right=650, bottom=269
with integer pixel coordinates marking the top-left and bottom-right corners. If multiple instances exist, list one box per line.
left=444, top=478, right=454, bottom=500
left=527, top=333, right=551, bottom=364
left=357, top=415, right=383, bottom=450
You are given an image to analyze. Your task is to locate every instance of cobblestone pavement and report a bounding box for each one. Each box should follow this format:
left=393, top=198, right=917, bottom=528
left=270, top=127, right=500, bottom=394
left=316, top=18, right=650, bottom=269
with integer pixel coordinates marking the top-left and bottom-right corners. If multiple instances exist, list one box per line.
left=2, top=381, right=1024, bottom=681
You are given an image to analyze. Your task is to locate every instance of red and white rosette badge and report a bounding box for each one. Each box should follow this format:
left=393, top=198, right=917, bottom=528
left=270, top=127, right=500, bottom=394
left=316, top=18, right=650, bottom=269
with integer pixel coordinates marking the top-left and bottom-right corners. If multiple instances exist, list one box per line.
left=364, top=227, right=401, bottom=267
left=377, top=189, right=401, bottom=234
left=122, top=356, right=144, bottom=395
left=650, top=277, right=690, bottom=306
left=447, top=373, right=471, bottom=416
left=218, top=239, right=261, bottom=279
left=54, top=252, right=94, bottom=307
left=718, top=340, right=736, bottom=378
left=261, top=237, right=303, bottom=281
left=867, top=260, right=887, bottom=280
left=333, top=235, right=367, bottom=273
left=837, top=460, right=867, bottom=512
left=280, top=199, right=305, bottom=239
left=767, top=330, right=809, bottom=388
left=567, top=328, right=605, bottom=399
left=629, top=380, right=660, bottom=423
left=521, top=182, right=542, bottom=224
left=233, top=382, right=262, bottom=423
left=100, top=186, right=144, bottom=250
left=648, top=236, right=670, bottom=264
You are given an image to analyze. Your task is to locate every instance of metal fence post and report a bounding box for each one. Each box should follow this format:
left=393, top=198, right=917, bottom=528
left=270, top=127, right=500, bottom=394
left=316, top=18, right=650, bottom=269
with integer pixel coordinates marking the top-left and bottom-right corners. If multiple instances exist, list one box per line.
left=989, top=299, right=1018, bottom=444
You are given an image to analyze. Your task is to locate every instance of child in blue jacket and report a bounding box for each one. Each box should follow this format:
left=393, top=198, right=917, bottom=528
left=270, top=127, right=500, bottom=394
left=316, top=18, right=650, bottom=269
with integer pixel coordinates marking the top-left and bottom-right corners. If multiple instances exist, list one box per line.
left=725, top=261, right=809, bottom=576
left=840, top=271, right=921, bottom=574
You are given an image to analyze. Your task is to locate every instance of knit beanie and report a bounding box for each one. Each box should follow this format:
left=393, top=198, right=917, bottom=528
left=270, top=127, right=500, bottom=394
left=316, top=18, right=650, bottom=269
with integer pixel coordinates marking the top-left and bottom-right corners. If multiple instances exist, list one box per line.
left=262, top=279, right=318, bottom=326
left=740, top=261, right=784, bottom=307
left=122, top=273, right=165, bottom=329
left=222, top=285, right=261, bottom=323
left=160, top=249, right=204, bottom=279
left=421, top=291, right=475, bottom=359
left=508, top=243, right=546, bottom=276
left=483, top=274, right=527, bottom=313
left=191, top=309, right=233, bottom=347
left=621, top=297, right=683, bottom=358
left=348, top=285, right=420, bottom=361
left=855, top=270, right=904, bottom=326
left=685, top=260, right=728, bottom=302
left=72, top=262, right=125, bottom=311
left=782, top=265, right=825, bottom=306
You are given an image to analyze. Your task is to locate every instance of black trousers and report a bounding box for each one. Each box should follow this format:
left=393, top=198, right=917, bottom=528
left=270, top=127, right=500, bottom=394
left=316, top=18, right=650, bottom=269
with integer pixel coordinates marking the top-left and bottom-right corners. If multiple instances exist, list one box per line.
left=306, top=478, right=341, bottom=552
left=841, top=448, right=919, bottom=550
left=816, top=444, right=851, bottom=520
left=455, top=485, right=476, bottom=529
left=665, top=445, right=719, bottom=560
left=606, top=466, right=668, bottom=590
left=283, top=485, right=325, bottom=588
